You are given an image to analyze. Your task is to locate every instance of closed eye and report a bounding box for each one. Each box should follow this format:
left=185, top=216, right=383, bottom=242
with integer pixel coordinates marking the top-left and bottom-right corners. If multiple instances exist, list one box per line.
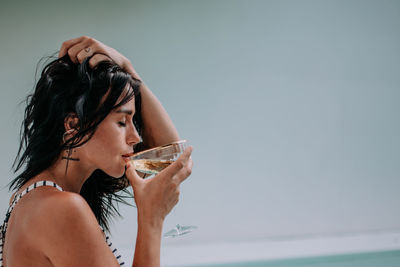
left=118, top=121, right=126, bottom=127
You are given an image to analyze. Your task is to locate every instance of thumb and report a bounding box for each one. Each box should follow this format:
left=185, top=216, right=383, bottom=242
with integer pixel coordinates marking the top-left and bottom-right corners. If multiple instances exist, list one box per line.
left=125, top=161, right=143, bottom=186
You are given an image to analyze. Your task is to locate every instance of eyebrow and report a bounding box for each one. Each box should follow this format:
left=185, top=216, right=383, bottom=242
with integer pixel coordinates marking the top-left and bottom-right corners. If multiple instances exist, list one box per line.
left=115, top=109, right=134, bottom=115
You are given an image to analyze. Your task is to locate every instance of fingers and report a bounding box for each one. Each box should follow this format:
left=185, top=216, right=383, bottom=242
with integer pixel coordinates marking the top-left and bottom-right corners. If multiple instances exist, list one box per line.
left=125, top=160, right=143, bottom=187
left=174, top=155, right=193, bottom=184
left=75, top=45, right=95, bottom=64
left=59, top=36, right=106, bottom=65
left=67, top=43, right=90, bottom=64
left=88, top=54, right=112, bottom=68
left=58, top=36, right=130, bottom=71
left=161, top=146, right=192, bottom=176
left=59, top=36, right=86, bottom=58
left=158, top=146, right=193, bottom=183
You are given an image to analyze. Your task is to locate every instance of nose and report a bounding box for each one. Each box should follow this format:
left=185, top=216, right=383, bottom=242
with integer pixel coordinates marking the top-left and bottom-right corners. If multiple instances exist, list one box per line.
left=127, top=123, right=141, bottom=146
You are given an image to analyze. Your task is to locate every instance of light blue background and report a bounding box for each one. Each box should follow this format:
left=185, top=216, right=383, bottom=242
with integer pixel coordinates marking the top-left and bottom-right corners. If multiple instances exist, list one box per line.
left=0, top=0, right=399, bottom=265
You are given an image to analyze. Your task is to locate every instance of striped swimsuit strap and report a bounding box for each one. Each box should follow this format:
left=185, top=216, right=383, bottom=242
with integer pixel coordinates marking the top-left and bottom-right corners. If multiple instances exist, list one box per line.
left=0, top=180, right=125, bottom=266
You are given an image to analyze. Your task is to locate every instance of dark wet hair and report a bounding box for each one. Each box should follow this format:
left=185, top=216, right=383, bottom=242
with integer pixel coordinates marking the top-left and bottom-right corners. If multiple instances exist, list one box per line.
left=10, top=55, right=143, bottom=232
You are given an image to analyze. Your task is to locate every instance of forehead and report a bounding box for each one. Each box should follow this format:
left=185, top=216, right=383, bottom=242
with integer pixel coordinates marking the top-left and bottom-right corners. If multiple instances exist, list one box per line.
left=113, top=95, right=136, bottom=114
left=119, top=97, right=135, bottom=111
left=113, top=84, right=136, bottom=112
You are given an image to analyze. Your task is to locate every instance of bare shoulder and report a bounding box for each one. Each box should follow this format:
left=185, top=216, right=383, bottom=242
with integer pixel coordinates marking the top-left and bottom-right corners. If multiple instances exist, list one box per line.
left=27, top=189, right=119, bottom=266
left=39, top=189, right=93, bottom=218
left=31, top=189, right=99, bottom=236
left=27, top=189, right=98, bottom=241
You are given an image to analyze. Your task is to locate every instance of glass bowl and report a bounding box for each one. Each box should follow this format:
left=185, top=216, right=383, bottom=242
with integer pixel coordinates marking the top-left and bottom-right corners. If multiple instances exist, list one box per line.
left=129, top=140, right=187, bottom=175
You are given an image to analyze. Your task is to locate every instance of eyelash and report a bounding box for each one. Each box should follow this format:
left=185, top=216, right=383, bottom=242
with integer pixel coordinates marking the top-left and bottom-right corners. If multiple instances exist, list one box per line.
left=118, top=121, right=126, bottom=127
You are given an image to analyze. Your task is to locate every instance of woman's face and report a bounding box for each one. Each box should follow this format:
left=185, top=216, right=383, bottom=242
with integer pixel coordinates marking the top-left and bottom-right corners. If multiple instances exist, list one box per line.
left=79, top=96, right=141, bottom=178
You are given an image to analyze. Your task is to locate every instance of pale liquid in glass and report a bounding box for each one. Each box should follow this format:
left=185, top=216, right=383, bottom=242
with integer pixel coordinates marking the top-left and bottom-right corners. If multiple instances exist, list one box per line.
left=131, top=159, right=174, bottom=174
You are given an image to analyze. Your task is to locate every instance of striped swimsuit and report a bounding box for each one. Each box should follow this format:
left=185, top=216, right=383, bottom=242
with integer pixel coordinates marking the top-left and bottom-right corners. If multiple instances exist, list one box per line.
left=0, top=181, right=125, bottom=266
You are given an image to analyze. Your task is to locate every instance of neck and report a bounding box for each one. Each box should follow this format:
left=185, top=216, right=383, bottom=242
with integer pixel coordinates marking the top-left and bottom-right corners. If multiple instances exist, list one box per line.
left=37, top=155, right=95, bottom=193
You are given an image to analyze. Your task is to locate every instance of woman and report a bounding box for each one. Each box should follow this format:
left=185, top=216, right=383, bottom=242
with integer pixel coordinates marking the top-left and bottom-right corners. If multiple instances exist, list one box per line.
left=0, top=36, right=193, bottom=267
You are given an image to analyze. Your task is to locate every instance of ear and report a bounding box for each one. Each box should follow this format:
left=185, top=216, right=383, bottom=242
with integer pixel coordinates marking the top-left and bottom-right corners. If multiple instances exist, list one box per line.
left=64, top=113, right=80, bottom=133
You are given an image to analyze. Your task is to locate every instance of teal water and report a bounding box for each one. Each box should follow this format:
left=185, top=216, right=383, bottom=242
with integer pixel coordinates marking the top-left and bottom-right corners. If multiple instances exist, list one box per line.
left=177, top=250, right=400, bottom=267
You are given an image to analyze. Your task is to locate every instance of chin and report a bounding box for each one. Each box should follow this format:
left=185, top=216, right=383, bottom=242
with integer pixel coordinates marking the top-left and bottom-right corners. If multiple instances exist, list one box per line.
left=98, top=157, right=126, bottom=178
left=107, top=169, right=126, bottom=178
left=103, top=164, right=126, bottom=178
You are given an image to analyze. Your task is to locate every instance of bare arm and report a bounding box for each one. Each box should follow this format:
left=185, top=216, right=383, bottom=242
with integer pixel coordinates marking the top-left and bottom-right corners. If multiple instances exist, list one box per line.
left=121, top=61, right=180, bottom=149
left=132, top=218, right=163, bottom=266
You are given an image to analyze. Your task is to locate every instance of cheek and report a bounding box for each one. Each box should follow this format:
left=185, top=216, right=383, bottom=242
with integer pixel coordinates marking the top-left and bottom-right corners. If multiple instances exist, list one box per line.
left=86, top=127, right=126, bottom=167
left=81, top=138, right=126, bottom=178
left=81, top=130, right=109, bottom=155
left=94, top=124, right=122, bottom=145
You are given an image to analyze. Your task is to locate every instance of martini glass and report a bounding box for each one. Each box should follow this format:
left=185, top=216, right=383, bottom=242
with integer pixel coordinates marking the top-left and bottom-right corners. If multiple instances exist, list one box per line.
left=129, top=140, right=197, bottom=237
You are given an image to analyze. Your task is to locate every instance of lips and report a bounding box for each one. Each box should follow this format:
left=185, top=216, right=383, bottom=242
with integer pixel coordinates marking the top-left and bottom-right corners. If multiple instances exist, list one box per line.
left=122, top=153, right=133, bottom=158
left=121, top=153, right=132, bottom=164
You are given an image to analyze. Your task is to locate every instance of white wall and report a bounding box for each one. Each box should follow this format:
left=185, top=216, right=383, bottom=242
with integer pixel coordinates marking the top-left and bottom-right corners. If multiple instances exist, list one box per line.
left=1, top=0, right=399, bottom=265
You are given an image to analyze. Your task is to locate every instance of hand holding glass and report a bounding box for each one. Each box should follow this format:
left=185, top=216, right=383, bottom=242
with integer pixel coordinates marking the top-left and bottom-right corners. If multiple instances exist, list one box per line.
left=129, top=140, right=197, bottom=237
